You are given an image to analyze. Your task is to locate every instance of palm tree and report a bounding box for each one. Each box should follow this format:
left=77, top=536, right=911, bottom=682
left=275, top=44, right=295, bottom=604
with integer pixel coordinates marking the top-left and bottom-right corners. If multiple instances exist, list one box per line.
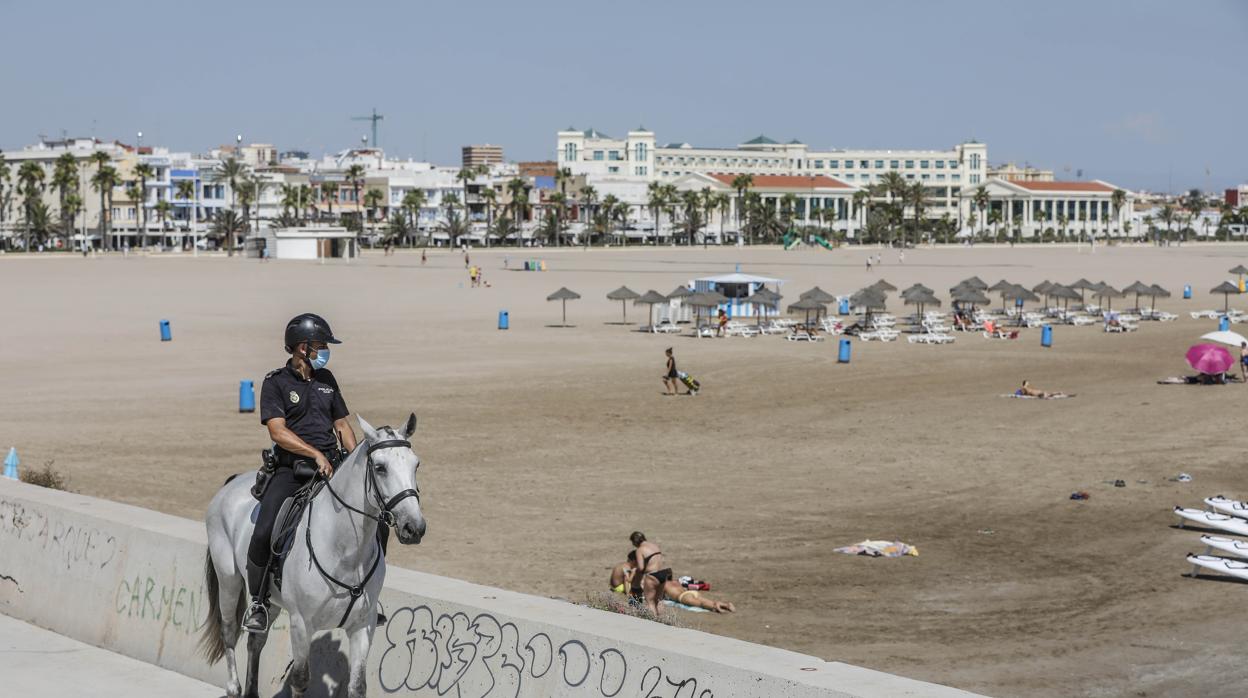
left=24, top=200, right=52, bottom=248
left=1182, top=189, right=1204, bottom=241
left=1158, top=203, right=1176, bottom=244
left=210, top=210, right=246, bottom=252
left=175, top=179, right=196, bottom=229
left=402, top=189, right=426, bottom=246
left=646, top=182, right=667, bottom=244
left=125, top=184, right=142, bottom=247
left=51, top=153, right=79, bottom=247
left=1057, top=213, right=1069, bottom=242
left=908, top=181, right=929, bottom=245
left=938, top=212, right=954, bottom=244
left=579, top=185, right=598, bottom=248
left=700, top=187, right=716, bottom=248
left=967, top=211, right=978, bottom=243
left=1034, top=209, right=1049, bottom=242
left=679, top=191, right=704, bottom=245
left=363, top=188, right=384, bottom=246
left=213, top=158, right=248, bottom=255
left=153, top=199, right=173, bottom=241
left=506, top=178, right=529, bottom=246
left=851, top=189, right=869, bottom=243
left=133, top=162, right=155, bottom=248
left=1077, top=211, right=1088, bottom=246
left=731, top=174, right=753, bottom=243
left=345, top=164, right=366, bottom=230
left=478, top=187, right=496, bottom=248
left=592, top=193, right=617, bottom=246
left=779, top=193, right=798, bottom=234
left=0, top=155, right=11, bottom=236
left=320, top=180, right=339, bottom=221
left=1110, top=188, right=1126, bottom=238
left=715, top=192, right=731, bottom=245
left=61, top=192, right=83, bottom=247
left=987, top=208, right=1003, bottom=243
left=973, top=185, right=990, bottom=240
left=553, top=167, right=572, bottom=247
left=878, top=172, right=908, bottom=244
left=17, top=161, right=46, bottom=252
left=91, top=163, right=120, bottom=251
left=385, top=210, right=411, bottom=246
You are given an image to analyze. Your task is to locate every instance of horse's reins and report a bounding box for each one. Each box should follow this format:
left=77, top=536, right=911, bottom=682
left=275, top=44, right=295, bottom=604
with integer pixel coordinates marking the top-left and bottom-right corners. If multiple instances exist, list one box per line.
left=304, top=434, right=419, bottom=628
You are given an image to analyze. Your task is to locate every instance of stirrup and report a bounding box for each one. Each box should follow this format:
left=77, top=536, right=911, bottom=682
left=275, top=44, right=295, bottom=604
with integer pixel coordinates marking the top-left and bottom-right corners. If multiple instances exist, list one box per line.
left=242, top=600, right=270, bottom=635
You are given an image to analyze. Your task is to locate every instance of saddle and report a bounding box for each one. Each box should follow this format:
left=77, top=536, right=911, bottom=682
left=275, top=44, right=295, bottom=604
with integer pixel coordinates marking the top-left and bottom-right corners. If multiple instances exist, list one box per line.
left=268, top=475, right=320, bottom=590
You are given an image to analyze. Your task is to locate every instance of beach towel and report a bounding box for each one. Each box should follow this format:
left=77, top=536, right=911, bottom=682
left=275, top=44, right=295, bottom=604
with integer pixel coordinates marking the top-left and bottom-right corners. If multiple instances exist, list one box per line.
left=834, top=540, right=919, bottom=557
left=1000, top=393, right=1073, bottom=400
left=663, top=599, right=711, bottom=613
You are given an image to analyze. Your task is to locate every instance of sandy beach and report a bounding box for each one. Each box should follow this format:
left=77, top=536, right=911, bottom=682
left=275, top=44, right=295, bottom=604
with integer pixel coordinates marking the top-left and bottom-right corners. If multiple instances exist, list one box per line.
left=6, top=243, right=1248, bottom=697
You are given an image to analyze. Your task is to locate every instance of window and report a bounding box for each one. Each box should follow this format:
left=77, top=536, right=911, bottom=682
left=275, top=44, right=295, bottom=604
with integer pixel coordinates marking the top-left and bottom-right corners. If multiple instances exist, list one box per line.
left=844, top=160, right=854, bottom=169
left=844, top=174, right=854, bottom=180
left=952, top=174, right=961, bottom=182
left=920, top=160, right=929, bottom=169
left=829, top=160, right=839, bottom=168
left=905, top=174, right=915, bottom=180
left=814, top=160, right=824, bottom=169
left=634, top=143, right=647, bottom=161
left=970, top=153, right=981, bottom=169
left=608, top=166, right=619, bottom=173
left=921, top=174, right=930, bottom=180
left=890, top=160, right=899, bottom=168
left=608, top=151, right=621, bottom=161
left=969, top=174, right=980, bottom=184
left=593, top=151, right=604, bottom=161
left=935, top=160, right=945, bottom=169
left=875, top=160, right=883, bottom=169
left=564, top=143, right=577, bottom=161
left=904, top=160, right=914, bottom=168
left=859, top=160, right=869, bottom=168
left=949, top=160, right=958, bottom=168
left=936, top=174, right=946, bottom=182
left=635, top=166, right=647, bottom=176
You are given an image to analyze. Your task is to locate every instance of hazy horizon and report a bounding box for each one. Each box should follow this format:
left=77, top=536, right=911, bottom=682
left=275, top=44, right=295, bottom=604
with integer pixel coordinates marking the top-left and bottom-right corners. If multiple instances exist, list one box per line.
left=1, top=0, right=1244, bottom=194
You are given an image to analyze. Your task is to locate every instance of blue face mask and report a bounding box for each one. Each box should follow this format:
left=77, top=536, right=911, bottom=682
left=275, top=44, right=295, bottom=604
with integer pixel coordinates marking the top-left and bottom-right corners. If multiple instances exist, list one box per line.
left=310, top=348, right=330, bottom=370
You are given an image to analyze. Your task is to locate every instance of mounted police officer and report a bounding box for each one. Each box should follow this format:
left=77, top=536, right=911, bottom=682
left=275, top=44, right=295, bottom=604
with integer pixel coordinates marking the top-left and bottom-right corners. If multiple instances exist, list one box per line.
left=244, top=312, right=356, bottom=633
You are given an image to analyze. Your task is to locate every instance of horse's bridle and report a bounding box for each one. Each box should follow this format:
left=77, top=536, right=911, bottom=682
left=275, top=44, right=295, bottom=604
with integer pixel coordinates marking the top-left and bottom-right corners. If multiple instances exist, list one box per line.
left=306, top=433, right=419, bottom=628
left=321, top=435, right=420, bottom=529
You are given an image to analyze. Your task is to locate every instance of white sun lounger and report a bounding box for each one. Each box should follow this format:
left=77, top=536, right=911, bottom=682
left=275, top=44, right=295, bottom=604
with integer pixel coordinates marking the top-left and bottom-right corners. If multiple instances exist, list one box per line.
left=908, top=332, right=954, bottom=345
left=859, top=328, right=899, bottom=342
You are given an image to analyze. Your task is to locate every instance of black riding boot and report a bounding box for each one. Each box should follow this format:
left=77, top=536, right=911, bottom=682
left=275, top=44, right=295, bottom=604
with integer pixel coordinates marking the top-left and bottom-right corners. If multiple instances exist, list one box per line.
left=243, top=560, right=270, bottom=634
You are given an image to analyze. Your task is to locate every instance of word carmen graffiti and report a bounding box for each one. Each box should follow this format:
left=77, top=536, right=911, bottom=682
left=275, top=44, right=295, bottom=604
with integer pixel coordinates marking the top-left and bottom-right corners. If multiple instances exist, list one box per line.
left=378, top=605, right=714, bottom=698
left=0, top=498, right=118, bottom=572
left=115, top=573, right=210, bottom=635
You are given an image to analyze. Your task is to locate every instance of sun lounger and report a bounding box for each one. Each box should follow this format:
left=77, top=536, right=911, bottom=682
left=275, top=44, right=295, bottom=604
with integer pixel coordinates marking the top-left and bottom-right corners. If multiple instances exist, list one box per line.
left=859, top=328, right=899, bottom=342
left=653, top=321, right=681, bottom=334
left=819, top=318, right=844, bottom=334
left=759, top=321, right=787, bottom=335
left=694, top=325, right=716, bottom=338
left=1066, top=314, right=1097, bottom=326
left=1153, top=311, right=1177, bottom=322
left=724, top=322, right=759, bottom=338
left=922, top=320, right=952, bottom=333
left=1191, top=310, right=1219, bottom=319
left=786, top=329, right=823, bottom=342
left=908, top=331, right=954, bottom=345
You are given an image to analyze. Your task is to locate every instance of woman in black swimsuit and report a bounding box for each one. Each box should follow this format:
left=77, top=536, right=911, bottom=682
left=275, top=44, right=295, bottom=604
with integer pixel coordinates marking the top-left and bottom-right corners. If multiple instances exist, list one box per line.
left=663, top=348, right=682, bottom=396
left=629, top=531, right=673, bottom=614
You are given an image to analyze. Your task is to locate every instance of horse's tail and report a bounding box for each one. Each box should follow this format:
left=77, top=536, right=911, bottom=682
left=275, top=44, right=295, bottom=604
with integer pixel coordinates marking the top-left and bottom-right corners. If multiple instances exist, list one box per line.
left=197, top=550, right=243, bottom=665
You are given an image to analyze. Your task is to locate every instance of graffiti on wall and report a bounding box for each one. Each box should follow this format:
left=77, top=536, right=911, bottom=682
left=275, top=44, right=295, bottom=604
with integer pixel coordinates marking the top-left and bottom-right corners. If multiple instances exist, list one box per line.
left=378, top=605, right=714, bottom=698
left=114, top=572, right=210, bottom=634
left=0, top=498, right=118, bottom=571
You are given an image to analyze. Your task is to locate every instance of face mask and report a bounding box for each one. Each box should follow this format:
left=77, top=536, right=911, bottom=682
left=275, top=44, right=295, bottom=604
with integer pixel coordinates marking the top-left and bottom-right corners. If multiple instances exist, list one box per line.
left=309, top=348, right=330, bottom=370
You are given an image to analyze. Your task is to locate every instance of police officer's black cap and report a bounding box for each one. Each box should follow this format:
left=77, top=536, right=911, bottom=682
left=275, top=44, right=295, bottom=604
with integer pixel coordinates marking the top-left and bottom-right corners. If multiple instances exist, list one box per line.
left=284, top=313, right=342, bottom=352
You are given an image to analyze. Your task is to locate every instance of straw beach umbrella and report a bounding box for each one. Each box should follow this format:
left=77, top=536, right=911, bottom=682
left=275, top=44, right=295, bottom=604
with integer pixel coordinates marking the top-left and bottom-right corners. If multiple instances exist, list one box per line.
left=634, top=290, right=668, bottom=329
left=904, top=290, right=942, bottom=320
left=1002, top=284, right=1040, bottom=322
left=1122, top=281, right=1153, bottom=312
left=850, top=288, right=888, bottom=325
left=1148, top=284, right=1171, bottom=312
left=787, top=297, right=827, bottom=328
left=746, top=288, right=781, bottom=327
left=800, top=286, right=837, bottom=304
left=960, top=276, right=988, bottom=290
left=1210, top=281, right=1241, bottom=313
left=1069, top=278, right=1096, bottom=303
left=869, top=279, right=898, bottom=293
left=1231, top=265, right=1248, bottom=291
left=606, top=286, right=640, bottom=324
left=902, top=283, right=934, bottom=298
left=687, top=291, right=728, bottom=329
left=1090, top=282, right=1123, bottom=311
left=546, top=287, right=581, bottom=326
left=1049, top=284, right=1082, bottom=311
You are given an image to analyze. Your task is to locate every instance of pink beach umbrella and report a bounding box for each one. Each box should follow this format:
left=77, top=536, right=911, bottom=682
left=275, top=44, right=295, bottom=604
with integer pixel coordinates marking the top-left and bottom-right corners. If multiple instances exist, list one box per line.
left=1186, top=343, right=1234, bottom=375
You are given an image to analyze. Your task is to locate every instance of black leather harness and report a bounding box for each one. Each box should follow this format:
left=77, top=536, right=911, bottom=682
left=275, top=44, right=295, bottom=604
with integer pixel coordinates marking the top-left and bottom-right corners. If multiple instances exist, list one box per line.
left=304, top=435, right=419, bottom=628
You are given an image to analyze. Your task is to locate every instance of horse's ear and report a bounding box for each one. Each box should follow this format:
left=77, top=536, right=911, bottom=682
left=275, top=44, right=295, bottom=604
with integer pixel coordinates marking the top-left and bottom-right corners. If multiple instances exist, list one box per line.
left=357, top=415, right=379, bottom=441
left=402, top=413, right=417, bottom=439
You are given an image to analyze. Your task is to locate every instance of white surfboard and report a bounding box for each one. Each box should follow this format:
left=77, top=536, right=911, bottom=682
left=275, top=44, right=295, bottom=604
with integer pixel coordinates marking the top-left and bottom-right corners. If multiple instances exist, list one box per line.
left=1174, top=507, right=1248, bottom=536
left=1187, top=554, right=1248, bottom=582
left=1200, top=535, right=1248, bottom=559
left=1205, top=495, right=1248, bottom=520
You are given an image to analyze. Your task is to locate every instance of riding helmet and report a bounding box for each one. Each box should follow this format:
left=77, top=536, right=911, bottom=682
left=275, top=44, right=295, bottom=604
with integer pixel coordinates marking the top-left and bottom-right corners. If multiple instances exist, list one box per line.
left=283, top=313, right=342, bottom=352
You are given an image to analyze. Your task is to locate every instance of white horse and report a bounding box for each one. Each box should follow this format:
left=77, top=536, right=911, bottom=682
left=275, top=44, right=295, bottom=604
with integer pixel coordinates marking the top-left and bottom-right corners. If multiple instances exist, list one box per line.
left=200, top=414, right=426, bottom=698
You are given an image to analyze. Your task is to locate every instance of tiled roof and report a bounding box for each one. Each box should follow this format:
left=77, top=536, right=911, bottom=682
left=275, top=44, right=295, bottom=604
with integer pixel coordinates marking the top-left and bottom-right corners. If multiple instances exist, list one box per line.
left=709, top=174, right=851, bottom=190
left=1011, top=181, right=1115, bottom=193
left=742, top=135, right=779, bottom=145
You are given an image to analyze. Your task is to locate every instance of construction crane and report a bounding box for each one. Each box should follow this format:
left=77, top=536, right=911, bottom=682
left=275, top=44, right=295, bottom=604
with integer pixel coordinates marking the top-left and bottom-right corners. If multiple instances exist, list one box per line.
left=351, top=108, right=384, bottom=148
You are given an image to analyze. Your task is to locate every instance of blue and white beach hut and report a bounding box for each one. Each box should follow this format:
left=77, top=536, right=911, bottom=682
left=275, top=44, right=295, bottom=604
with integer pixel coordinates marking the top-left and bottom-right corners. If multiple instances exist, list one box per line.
left=689, top=273, right=784, bottom=318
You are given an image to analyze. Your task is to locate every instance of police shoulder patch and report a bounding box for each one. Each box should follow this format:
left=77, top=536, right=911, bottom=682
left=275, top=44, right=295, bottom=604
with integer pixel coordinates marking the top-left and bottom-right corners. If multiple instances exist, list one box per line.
left=289, top=390, right=300, bottom=404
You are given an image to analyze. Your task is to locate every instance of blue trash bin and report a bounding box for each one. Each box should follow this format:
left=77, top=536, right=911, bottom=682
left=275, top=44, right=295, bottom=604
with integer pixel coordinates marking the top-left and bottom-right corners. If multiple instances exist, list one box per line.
left=498, top=310, right=509, bottom=330
left=1220, top=316, right=1230, bottom=332
left=159, top=319, right=171, bottom=342
left=239, top=380, right=255, bottom=413
left=1184, top=285, right=1192, bottom=299
left=1041, top=325, right=1052, bottom=347
left=838, top=338, right=852, bottom=363
left=838, top=298, right=850, bottom=315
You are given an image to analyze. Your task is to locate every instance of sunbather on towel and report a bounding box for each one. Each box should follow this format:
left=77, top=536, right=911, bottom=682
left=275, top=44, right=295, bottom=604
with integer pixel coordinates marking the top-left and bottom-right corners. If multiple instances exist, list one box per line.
left=609, top=553, right=735, bottom=614
left=1016, top=380, right=1068, bottom=398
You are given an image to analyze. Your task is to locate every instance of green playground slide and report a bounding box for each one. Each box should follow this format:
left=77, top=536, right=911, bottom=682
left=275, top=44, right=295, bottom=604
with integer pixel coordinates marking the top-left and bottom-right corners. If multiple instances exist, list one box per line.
left=783, top=231, right=799, bottom=250
left=811, top=235, right=834, bottom=250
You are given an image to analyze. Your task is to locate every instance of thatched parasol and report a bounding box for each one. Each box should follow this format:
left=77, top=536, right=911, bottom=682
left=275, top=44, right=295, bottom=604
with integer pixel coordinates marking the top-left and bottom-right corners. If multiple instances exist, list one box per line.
left=787, top=296, right=827, bottom=328
left=800, top=286, right=837, bottom=304
left=1211, top=280, right=1242, bottom=312
left=746, top=288, right=781, bottom=326
left=666, top=285, right=694, bottom=300
left=634, top=290, right=668, bottom=329
left=960, top=276, right=988, bottom=290
left=869, top=279, right=898, bottom=293
left=1121, top=281, right=1153, bottom=312
left=546, top=287, right=581, bottom=326
left=606, top=286, right=641, bottom=323
left=1148, top=284, right=1171, bottom=312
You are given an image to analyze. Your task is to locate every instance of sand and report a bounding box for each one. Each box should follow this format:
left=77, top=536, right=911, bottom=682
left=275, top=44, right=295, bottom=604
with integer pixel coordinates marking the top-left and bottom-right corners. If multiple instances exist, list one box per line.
left=5, top=242, right=1248, bottom=697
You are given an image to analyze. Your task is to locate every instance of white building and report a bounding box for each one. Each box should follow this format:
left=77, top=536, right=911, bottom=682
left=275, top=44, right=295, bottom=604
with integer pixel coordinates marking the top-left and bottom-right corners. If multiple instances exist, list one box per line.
left=957, top=179, right=1133, bottom=239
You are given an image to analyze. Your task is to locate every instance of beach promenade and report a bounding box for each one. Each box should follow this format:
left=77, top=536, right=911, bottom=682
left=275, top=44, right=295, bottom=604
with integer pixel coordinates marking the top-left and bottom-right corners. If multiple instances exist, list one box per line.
left=4, top=243, right=1248, bottom=697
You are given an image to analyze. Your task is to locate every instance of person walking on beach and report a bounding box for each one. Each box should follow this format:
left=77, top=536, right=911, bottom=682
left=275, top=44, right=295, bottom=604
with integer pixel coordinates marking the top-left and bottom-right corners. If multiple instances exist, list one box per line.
left=1239, top=342, right=1248, bottom=382
left=866, top=256, right=873, bottom=273
left=662, top=348, right=684, bottom=396
left=421, top=249, right=427, bottom=265
left=464, top=251, right=470, bottom=269
left=716, top=309, right=728, bottom=337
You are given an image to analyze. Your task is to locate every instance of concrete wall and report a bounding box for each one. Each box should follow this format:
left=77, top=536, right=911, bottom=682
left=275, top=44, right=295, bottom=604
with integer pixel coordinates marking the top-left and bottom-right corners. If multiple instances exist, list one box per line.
left=0, top=479, right=983, bottom=697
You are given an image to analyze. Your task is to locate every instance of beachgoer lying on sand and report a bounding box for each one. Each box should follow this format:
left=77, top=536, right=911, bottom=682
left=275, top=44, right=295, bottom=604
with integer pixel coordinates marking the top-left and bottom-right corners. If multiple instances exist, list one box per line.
left=1158, top=374, right=1227, bottom=385
left=609, top=554, right=736, bottom=614
left=1016, top=380, right=1066, bottom=398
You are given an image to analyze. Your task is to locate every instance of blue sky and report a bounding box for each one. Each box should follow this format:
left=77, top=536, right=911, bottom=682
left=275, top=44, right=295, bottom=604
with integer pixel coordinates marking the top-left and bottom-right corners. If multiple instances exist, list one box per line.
left=1, top=0, right=1244, bottom=192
